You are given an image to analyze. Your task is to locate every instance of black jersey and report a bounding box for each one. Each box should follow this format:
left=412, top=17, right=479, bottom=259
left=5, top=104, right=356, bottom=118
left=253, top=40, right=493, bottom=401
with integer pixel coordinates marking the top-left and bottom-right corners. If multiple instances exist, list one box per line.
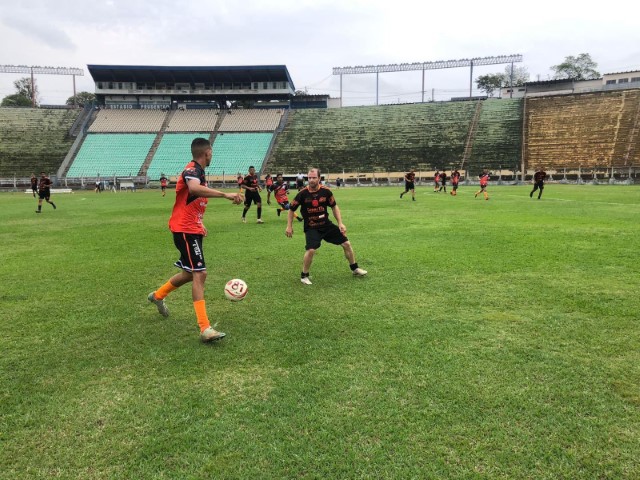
left=243, top=174, right=259, bottom=190
left=290, top=186, right=337, bottom=230
left=534, top=171, right=547, bottom=182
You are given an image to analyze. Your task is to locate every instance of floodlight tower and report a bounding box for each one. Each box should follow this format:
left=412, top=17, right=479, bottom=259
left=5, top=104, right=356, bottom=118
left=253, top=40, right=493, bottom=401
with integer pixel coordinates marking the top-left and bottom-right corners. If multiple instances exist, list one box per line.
left=0, top=65, right=84, bottom=106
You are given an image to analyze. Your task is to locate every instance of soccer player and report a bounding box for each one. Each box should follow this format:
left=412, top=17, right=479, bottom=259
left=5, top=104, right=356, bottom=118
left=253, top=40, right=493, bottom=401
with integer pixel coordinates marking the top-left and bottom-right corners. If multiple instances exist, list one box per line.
left=400, top=169, right=416, bottom=201
left=286, top=168, right=367, bottom=285
left=148, top=138, right=243, bottom=343
left=30, top=174, right=38, bottom=197
left=241, top=166, right=263, bottom=224
left=450, top=169, right=461, bottom=196
left=35, top=172, right=56, bottom=213
left=236, top=173, right=243, bottom=193
left=95, top=180, right=101, bottom=193
left=530, top=168, right=547, bottom=199
left=433, top=170, right=440, bottom=192
left=267, top=173, right=303, bottom=222
left=160, top=174, right=168, bottom=197
left=296, top=172, right=305, bottom=191
left=474, top=170, right=490, bottom=200
left=438, top=171, right=447, bottom=193
left=264, top=173, right=273, bottom=192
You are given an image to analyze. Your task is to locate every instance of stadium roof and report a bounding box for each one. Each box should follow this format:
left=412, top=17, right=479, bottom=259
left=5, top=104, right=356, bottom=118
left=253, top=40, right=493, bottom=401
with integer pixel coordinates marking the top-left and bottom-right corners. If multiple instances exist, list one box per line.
left=87, top=65, right=295, bottom=88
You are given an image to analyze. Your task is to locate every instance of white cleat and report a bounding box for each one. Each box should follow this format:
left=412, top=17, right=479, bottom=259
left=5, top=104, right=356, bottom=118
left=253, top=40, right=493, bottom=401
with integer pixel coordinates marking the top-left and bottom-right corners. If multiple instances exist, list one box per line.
left=148, top=292, right=169, bottom=317
left=242, top=217, right=246, bottom=223
left=300, top=277, right=312, bottom=285
left=352, top=268, right=368, bottom=277
left=256, top=218, right=264, bottom=224
left=200, top=327, right=226, bottom=343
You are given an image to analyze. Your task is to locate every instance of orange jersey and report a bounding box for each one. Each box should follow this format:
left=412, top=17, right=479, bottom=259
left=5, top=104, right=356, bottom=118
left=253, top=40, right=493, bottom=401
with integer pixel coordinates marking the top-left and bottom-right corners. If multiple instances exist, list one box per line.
left=168, top=161, right=208, bottom=235
left=272, top=181, right=290, bottom=203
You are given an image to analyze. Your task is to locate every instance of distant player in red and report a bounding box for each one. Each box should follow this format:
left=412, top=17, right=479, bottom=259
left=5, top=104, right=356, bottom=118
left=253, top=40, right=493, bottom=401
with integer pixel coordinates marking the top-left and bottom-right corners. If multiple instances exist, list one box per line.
left=438, top=171, right=447, bottom=193
left=148, top=137, right=243, bottom=343
left=264, top=173, right=273, bottom=191
left=267, top=173, right=302, bottom=222
left=286, top=168, right=367, bottom=285
left=475, top=170, right=490, bottom=200
left=400, top=169, right=416, bottom=201
left=530, top=168, right=547, bottom=199
left=160, top=174, right=168, bottom=197
left=433, top=170, right=440, bottom=192
left=450, top=169, right=461, bottom=196
left=241, top=166, right=263, bottom=224
left=30, top=174, right=38, bottom=197
left=35, top=172, right=56, bottom=213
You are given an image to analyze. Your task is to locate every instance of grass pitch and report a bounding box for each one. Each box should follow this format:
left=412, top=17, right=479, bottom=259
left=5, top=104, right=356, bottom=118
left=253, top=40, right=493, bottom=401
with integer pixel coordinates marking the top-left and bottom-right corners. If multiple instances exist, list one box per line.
left=1, top=185, right=639, bottom=479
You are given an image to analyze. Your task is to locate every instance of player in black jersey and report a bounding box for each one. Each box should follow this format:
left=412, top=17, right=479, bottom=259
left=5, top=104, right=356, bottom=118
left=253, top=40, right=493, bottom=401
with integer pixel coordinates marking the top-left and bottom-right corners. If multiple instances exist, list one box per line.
left=530, top=169, right=547, bottom=199
left=241, top=166, right=263, bottom=224
left=35, top=172, right=57, bottom=213
left=400, top=169, right=416, bottom=201
left=286, top=168, right=367, bottom=285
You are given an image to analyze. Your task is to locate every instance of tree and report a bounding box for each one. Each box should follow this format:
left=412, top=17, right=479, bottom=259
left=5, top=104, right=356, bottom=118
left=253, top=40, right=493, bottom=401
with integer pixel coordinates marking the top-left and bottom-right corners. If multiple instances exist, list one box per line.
left=13, top=77, right=40, bottom=106
left=66, top=91, right=96, bottom=107
left=294, top=88, right=309, bottom=96
left=475, top=74, right=504, bottom=97
left=1, top=94, right=32, bottom=107
left=551, top=53, right=600, bottom=80
left=502, top=65, right=529, bottom=86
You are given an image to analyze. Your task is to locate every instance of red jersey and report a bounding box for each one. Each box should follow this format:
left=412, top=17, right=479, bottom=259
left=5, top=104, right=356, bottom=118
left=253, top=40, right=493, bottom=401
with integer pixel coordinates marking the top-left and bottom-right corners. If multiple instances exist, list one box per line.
left=168, top=161, right=208, bottom=235
left=479, top=173, right=490, bottom=187
left=265, top=176, right=274, bottom=188
left=451, top=171, right=461, bottom=184
left=160, top=176, right=168, bottom=187
left=272, top=181, right=290, bottom=204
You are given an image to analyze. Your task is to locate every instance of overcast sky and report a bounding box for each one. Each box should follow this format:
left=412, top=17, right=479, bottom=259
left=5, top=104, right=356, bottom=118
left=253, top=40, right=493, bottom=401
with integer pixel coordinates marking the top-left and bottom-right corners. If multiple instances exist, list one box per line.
left=1, top=0, right=638, bottom=106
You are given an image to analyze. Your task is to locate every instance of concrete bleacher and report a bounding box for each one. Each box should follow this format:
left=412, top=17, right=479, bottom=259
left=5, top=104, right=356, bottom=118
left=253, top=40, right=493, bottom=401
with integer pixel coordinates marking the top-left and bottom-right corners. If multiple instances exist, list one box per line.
left=88, top=109, right=167, bottom=133
left=0, top=107, right=80, bottom=176
left=218, top=109, right=284, bottom=132
left=467, top=98, right=523, bottom=174
left=524, top=90, right=640, bottom=169
left=209, top=133, right=273, bottom=175
left=66, top=133, right=156, bottom=177
left=146, top=133, right=211, bottom=179
left=268, top=102, right=478, bottom=174
left=165, top=110, right=218, bottom=132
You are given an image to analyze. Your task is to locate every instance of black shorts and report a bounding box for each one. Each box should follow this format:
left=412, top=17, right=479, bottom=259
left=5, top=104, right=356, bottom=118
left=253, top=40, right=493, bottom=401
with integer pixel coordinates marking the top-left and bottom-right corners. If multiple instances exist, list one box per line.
left=31, top=186, right=38, bottom=192
left=405, top=181, right=415, bottom=190
left=173, top=232, right=206, bottom=272
left=452, top=183, right=459, bottom=189
left=38, top=189, right=50, bottom=200
left=161, top=185, right=166, bottom=191
left=534, top=181, right=544, bottom=189
left=278, top=201, right=291, bottom=210
left=304, top=223, right=348, bottom=250
left=244, top=190, right=262, bottom=206
left=296, top=180, right=304, bottom=189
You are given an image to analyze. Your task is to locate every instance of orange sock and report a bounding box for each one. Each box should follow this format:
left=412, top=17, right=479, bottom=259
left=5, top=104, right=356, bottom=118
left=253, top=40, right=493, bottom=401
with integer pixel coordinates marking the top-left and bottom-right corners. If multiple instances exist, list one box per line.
left=155, top=280, right=178, bottom=300
left=193, top=300, right=210, bottom=332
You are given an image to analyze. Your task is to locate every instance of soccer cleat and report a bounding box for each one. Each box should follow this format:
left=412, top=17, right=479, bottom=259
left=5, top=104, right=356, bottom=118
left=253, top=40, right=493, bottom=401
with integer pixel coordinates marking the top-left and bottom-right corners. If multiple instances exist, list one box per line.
left=300, top=277, right=312, bottom=285
left=352, top=268, right=368, bottom=276
left=242, top=217, right=246, bottom=223
left=256, top=218, right=264, bottom=224
left=297, top=216, right=303, bottom=222
left=412, top=198, right=415, bottom=201
left=474, top=193, right=478, bottom=198
left=400, top=193, right=403, bottom=198
left=148, top=292, right=169, bottom=317
left=35, top=210, right=40, bottom=213
left=200, top=327, right=226, bottom=342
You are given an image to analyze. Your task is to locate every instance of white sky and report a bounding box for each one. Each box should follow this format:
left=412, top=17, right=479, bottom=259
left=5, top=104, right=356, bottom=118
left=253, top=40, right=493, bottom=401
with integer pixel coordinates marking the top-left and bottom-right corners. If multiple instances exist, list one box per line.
left=1, top=0, right=638, bottom=106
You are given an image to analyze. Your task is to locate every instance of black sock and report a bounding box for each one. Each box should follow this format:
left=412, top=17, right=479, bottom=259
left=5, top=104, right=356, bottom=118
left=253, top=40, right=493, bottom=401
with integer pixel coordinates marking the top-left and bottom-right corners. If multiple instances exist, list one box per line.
left=350, top=263, right=359, bottom=271
left=257, top=207, right=262, bottom=219
left=301, top=272, right=309, bottom=278
left=242, top=207, right=249, bottom=217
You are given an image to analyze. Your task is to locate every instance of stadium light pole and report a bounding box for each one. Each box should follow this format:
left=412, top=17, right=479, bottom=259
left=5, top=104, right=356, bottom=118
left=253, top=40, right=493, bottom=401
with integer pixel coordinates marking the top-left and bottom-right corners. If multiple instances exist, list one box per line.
left=0, top=65, right=84, bottom=106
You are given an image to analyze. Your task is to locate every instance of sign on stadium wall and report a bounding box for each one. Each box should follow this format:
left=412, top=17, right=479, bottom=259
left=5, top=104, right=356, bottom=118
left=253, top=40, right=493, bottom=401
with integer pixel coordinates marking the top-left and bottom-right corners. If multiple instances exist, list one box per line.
left=104, top=103, right=170, bottom=109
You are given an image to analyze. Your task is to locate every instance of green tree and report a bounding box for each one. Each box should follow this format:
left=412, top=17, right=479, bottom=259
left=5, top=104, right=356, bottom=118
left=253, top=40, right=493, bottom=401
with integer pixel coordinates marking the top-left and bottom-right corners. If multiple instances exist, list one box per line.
left=475, top=74, right=504, bottom=97
left=1, top=94, right=32, bottom=107
left=66, top=91, right=96, bottom=107
left=551, top=53, right=600, bottom=80
left=13, top=77, right=40, bottom=105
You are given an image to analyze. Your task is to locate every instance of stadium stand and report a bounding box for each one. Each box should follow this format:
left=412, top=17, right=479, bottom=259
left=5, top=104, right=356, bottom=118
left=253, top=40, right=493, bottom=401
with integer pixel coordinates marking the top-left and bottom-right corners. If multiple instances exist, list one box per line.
left=267, top=102, right=478, bottom=174
left=88, top=109, right=167, bottom=133
left=466, top=98, right=523, bottom=174
left=218, top=109, right=284, bottom=132
left=0, top=107, right=80, bottom=176
left=524, top=90, right=640, bottom=169
left=165, top=110, right=218, bottom=132
left=66, top=133, right=156, bottom=177
left=209, top=133, right=273, bottom=175
left=146, top=133, right=211, bottom=179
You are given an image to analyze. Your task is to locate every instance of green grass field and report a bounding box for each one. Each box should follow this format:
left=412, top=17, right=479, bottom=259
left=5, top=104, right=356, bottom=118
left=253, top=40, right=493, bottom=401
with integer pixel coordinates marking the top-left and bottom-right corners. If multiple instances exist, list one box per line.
left=1, top=185, right=639, bottom=479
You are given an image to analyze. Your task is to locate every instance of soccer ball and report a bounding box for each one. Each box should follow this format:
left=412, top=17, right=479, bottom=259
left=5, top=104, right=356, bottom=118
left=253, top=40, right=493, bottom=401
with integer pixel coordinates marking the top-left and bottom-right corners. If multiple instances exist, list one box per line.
left=224, top=279, right=248, bottom=301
